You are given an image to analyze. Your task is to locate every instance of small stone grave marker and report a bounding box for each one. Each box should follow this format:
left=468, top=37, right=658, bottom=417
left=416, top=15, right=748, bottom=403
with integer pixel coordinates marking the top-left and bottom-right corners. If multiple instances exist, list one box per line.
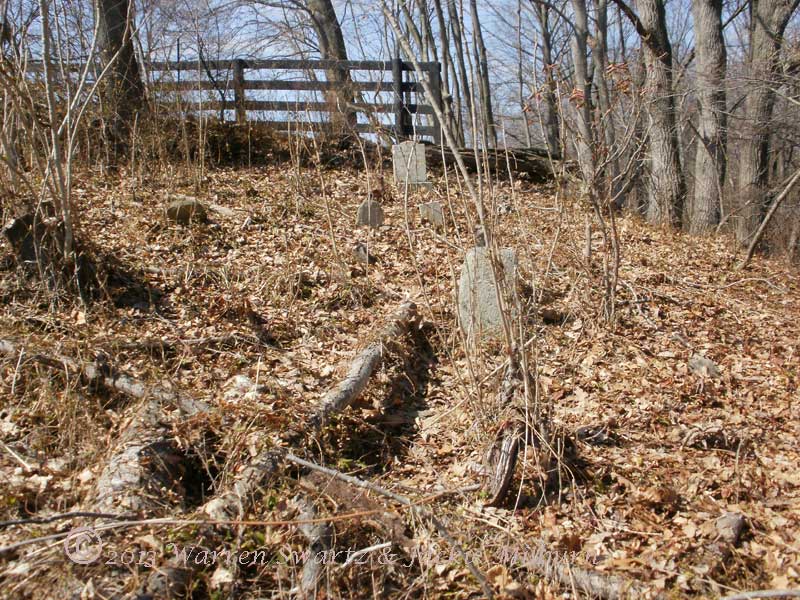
left=392, top=141, right=432, bottom=190
left=418, top=201, right=444, bottom=227
left=457, top=247, right=518, bottom=340
left=356, top=200, right=384, bottom=227
left=166, top=195, right=207, bottom=225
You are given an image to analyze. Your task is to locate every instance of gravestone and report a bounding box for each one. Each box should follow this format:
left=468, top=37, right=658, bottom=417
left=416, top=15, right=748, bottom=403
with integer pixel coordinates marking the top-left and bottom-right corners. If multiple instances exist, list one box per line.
left=392, top=141, right=432, bottom=190
left=418, top=201, right=444, bottom=227
left=166, top=196, right=207, bottom=225
left=457, top=247, right=518, bottom=340
left=356, top=200, right=384, bottom=227
left=352, top=241, right=378, bottom=265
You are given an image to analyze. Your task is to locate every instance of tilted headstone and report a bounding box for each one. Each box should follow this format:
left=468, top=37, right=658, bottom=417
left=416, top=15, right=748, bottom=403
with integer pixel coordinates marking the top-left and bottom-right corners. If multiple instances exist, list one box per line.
left=458, top=247, right=518, bottom=340
left=418, top=201, right=444, bottom=227
left=356, top=199, right=384, bottom=227
left=392, top=141, right=432, bottom=190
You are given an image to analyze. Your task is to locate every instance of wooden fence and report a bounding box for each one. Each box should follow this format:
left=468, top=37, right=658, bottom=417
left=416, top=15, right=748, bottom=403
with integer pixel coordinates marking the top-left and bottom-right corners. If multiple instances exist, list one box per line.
left=148, top=58, right=442, bottom=144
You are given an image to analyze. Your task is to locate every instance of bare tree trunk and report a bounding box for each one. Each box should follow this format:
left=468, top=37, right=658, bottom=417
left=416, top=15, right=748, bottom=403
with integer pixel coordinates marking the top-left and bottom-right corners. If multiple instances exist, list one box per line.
left=469, top=0, right=496, bottom=147
left=570, top=0, right=595, bottom=181
left=593, top=0, right=621, bottom=198
left=532, top=4, right=560, bottom=157
left=97, top=0, right=145, bottom=143
left=614, top=0, right=685, bottom=226
left=688, top=0, right=726, bottom=233
left=448, top=0, right=474, bottom=145
left=517, top=0, right=532, bottom=146
left=432, top=0, right=462, bottom=143
left=417, top=0, right=437, bottom=63
left=305, top=0, right=356, bottom=128
left=734, top=0, right=799, bottom=244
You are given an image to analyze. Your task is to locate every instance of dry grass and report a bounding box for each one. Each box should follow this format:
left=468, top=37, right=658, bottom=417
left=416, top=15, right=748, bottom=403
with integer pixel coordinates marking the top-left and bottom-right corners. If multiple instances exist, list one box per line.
left=0, top=155, right=798, bottom=599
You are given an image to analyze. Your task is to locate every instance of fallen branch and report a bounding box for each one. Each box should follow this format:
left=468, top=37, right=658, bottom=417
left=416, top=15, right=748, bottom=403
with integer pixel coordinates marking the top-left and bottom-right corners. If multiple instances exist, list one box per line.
left=293, top=492, right=333, bottom=598
left=0, top=338, right=208, bottom=512
left=310, top=301, right=418, bottom=429
left=202, top=301, right=418, bottom=520
left=520, top=543, right=659, bottom=599
left=285, top=452, right=495, bottom=600
left=112, top=333, right=259, bottom=352
left=0, top=338, right=208, bottom=416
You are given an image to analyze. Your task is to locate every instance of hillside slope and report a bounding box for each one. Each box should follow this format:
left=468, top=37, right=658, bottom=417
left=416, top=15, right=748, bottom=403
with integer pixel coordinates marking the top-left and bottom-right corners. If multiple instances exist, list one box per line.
left=1, top=164, right=798, bottom=599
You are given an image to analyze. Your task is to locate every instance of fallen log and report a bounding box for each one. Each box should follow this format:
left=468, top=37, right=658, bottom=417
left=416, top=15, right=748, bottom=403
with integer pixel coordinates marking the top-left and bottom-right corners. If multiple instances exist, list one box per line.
left=293, top=492, right=333, bottom=598
left=0, top=338, right=208, bottom=512
left=0, top=339, right=207, bottom=416
left=426, top=145, right=560, bottom=181
left=520, top=541, right=660, bottom=600
left=202, top=300, right=418, bottom=520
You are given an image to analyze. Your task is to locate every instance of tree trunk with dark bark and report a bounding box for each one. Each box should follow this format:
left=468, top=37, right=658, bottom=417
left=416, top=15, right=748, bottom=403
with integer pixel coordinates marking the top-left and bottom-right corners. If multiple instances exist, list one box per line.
left=447, top=0, right=474, bottom=145
left=570, top=0, right=595, bottom=183
left=734, top=0, right=799, bottom=244
left=469, top=0, right=496, bottom=147
left=532, top=3, right=560, bottom=158
left=305, top=0, right=356, bottom=128
left=636, top=0, right=686, bottom=226
left=97, top=0, right=145, bottom=143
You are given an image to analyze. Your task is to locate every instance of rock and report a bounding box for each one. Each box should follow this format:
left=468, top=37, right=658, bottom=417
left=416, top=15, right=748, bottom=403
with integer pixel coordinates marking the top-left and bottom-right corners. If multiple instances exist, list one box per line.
left=688, top=354, right=721, bottom=378
left=165, top=196, right=207, bottom=225
left=418, top=201, right=444, bottom=227
left=715, top=512, right=746, bottom=545
left=223, top=375, right=262, bottom=403
left=352, top=241, right=377, bottom=265
left=457, top=247, right=517, bottom=340
left=356, top=200, right=384, bottom=227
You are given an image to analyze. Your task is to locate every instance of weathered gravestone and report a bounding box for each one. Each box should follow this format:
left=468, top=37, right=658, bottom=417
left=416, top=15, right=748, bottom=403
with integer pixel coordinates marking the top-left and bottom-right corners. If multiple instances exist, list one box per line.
left=356, top=199, right=384, bottom=227
left=166, top=195, right=207, bottom=225
left=392, top=141, right=432, bottom=190
left=3, top=206, right=62, bottom=270
left=458, top=247, right=518, bottom=340
left=418, top=201, right=444, bottom=227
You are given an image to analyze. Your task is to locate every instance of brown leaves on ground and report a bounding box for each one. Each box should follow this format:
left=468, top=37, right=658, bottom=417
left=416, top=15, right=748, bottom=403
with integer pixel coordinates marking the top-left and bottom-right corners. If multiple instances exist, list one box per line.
left=0, top=161, right=798, bottom=598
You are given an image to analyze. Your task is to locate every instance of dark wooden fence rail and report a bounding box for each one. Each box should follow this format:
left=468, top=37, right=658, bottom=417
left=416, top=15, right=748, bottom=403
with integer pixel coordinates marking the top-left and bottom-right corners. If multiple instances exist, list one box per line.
left=148, top=58, right=442, bottom=143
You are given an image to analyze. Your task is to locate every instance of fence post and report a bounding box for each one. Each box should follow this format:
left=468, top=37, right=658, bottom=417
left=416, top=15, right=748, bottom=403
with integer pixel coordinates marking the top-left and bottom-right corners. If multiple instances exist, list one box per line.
left=427, top=63, right=443, bottom=146
left=392, top=57, right=405, bottom=140
left=233, top=59, right=246, bottom=124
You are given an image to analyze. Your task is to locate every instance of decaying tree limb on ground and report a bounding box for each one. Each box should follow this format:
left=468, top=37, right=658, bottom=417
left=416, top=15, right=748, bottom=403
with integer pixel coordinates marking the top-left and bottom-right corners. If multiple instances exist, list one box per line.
left=520, top=541, right=661, bottom=600
left=425, top=145, right=560, bottom=181
left=0, top=338, right=208, bottom=416
left=285, top=452, right=496, bottom=600
left=0, top=338, right=208, bottom=512
left=202, top=300, right=418, bottom=520
left=482, top=351, right=553, bottom=507
left=292, top=492, right=334, bottom=598
left=310, top=301, right=418, bottom=429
